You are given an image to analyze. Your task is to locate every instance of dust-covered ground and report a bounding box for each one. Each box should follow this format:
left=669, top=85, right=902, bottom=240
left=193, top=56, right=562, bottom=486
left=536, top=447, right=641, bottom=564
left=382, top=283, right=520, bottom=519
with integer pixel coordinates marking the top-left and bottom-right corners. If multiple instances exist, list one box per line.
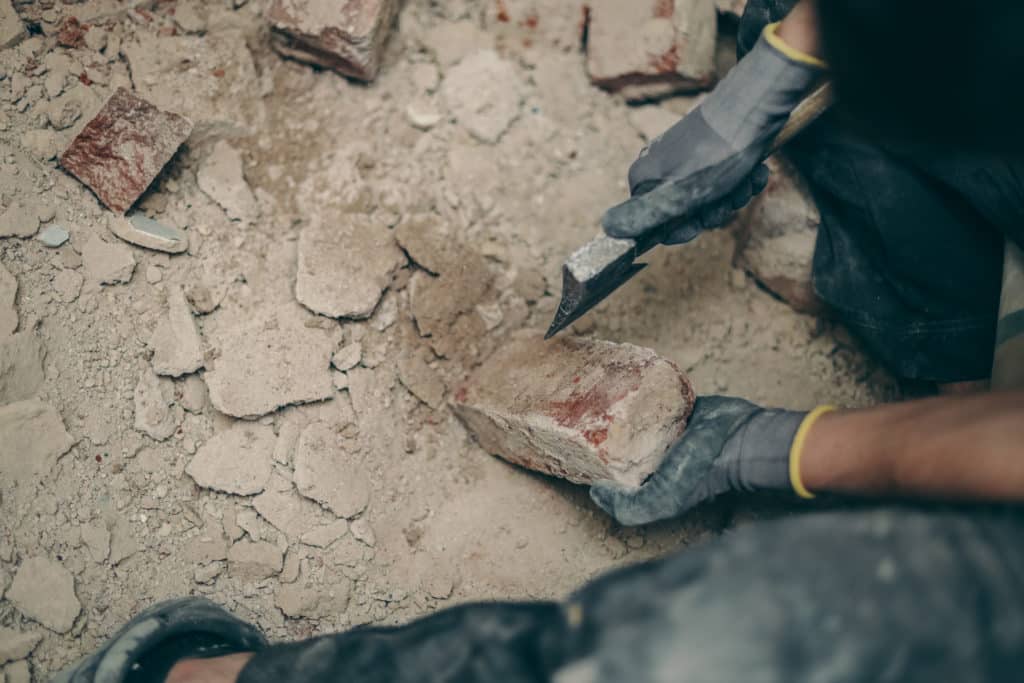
left=0, top=0, right=897, bottom=678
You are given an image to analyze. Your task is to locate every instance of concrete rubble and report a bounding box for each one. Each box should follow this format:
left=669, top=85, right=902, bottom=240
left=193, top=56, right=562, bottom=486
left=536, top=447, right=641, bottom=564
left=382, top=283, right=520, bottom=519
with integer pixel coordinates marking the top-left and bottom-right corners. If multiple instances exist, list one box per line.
left=227, top=540, right=283, bottom=580
left=133, top=366, right=182, bottom=441
left=293, top=421, right=370, bottom=518
left=0, top=332, right=44, bottom=406
left=36, top=224, right=69, bottom=248
left=296, top=213, right=406, bottom=320
left=733, top=157, right=824, bottom=315
left=149, top=286, right=205, bottom=377
left=586, top=0, right=717, bottom=101
left=0, top=630, right=41, bottom=666
left=441, top=50, right=523, bottom=144
left=60, top=88, right=193, bottom=214
left=0, top=0, right=24, bottom=50
left=108, top=214, right=188, bottom=254
left=267, top=0, right=400, bottom=81
left=186, top=423, right=275, bottom=496
left=0, top=264, right=15, bottom=336
left=0, top=202, right=39, bottom=239
left=453, top=333, right=696, bottom=487
left=81, top=234, right=136, bottom=285
left=0, top=400, right=74, bottom=483
left=196, top=141, right=259, bottom=223
left=6, top=557, right=81, bottom=634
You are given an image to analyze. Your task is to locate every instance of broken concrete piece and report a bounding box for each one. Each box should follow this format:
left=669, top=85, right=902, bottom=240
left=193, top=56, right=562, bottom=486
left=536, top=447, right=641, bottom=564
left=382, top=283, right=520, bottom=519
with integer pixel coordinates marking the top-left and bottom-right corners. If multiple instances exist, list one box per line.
left=196, top=141, right=258, bottom=222
left=6, top=557, right=81, bottom=634
left=254, top=475, right=336, bottom=538
left=60, top=88, right=193, bottom=214
left=0, top=203, right=39, bottom=239
left=394, top=214, right=447, bottom=275
left=36, top=225, right=69, bottom=248
left=0, top=332, right=44, bottom=406
left=149, top=286, right=204, bottom=377
left=293, top=421, right=370, bottom=518
left=267, top=0, right=400, bottom=81
left=300, top=519, right=349, bottom=548
left=227, top=540, right=283, bottom=580
left=275, top=573, right=351, bottom=619
left=397, top=354, right=445, bottom=409
left=0, top=401, right=74, bottom=483
left=295, top=213, right=405, bottom=319
left=185, top=423, right=275, bottom=496
left=0, top=264, right=15, bottom=336
left=350, top=517, right=375, bottom=547
left=80, top=524, right=111, bottom=563
left=733, top=158, right=824, bottom=315
left=204, top=308, right=339, bottom=419
left=441, top=50, right=523, bottom=144
left=586, top=0, right=717, bottom=101
left=331, top=342, right=362, bottom=372
left=0, top=0, right=25, bottom=50
left=109, top=516, right=139, bottom=565
left=133, top=367, right=182, bottom=441
left=6, top=659, right=29, bottom=683
left=82, top=234, right=136, bottom=285
left=452, top=333, right=696, bottom=488
left=109, top=214, right=188, bottom=254
left=52, top=269, right=83, bottom=304
left=0, top=629, right=41, bottom=666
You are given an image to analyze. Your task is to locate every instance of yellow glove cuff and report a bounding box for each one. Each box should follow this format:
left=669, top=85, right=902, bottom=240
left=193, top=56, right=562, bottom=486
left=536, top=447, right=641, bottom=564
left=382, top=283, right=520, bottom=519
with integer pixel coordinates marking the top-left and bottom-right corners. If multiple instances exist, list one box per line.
left=764, top=22, right=828, bottom=70
left=789, top=405, right=837, bottom=499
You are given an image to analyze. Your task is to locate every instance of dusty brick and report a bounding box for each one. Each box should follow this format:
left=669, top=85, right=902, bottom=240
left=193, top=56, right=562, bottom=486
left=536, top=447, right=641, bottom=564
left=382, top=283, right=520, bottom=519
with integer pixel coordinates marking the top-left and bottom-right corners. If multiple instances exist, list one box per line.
left=267, top=0, right=400, bottom=82
left=452, top=332, right=695, bottom=488
left=59, top=88, right=193, bottom=214
left=733, top=157, right=824, bottom=315
left=585, top=0, right=717, bottom=102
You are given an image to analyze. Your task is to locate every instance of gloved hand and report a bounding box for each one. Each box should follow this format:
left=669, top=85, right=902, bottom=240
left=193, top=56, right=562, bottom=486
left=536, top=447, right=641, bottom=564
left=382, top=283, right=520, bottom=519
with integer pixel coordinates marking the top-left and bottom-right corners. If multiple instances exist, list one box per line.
left=602, top=23, right=826, bottom=245
left=590, top=396, right=833, bottom=526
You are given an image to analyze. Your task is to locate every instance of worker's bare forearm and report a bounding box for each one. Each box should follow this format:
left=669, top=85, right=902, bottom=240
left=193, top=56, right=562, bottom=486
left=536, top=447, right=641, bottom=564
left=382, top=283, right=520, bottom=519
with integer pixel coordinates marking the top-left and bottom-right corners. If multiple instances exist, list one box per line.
left=802, top=391, right=1024, bottom=501
left=776, top=0, right=822, bottom=58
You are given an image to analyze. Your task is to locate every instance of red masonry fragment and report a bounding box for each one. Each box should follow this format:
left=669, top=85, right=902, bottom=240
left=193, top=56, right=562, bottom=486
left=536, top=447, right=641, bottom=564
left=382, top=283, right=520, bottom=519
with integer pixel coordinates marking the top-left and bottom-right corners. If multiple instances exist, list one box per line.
left=585, top=0, right=717, bottom=101
left=266, top=0, right=400, bottom=82
left=57, top=17, right=88, bottom=48
left=452, top=333, right=696, bottom=488
left=59, top=88, right=193, bottom=214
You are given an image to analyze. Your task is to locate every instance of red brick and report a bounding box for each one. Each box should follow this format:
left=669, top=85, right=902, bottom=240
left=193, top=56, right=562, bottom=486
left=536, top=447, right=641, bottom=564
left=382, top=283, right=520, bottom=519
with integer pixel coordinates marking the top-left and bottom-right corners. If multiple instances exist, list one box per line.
left=59, top=88, right=192, bottom=214
left=585, top=0, right=717, bottom=101
left=267, top=0, right=400, bottom=82
left=452, top=333, right=695, bottom=488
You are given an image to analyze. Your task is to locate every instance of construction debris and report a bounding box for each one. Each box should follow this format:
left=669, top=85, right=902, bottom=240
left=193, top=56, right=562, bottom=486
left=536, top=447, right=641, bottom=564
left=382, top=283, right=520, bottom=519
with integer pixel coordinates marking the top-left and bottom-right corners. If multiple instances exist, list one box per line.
left=441, top=50, right=523, bottom=144
left=585, top=0, right=717, bottom=101
left=0, top=265, right=15, bottom=336
left=196, top=141, right=259, bottom=223
left=0, top=630, right=41, bottom=666
left=36, top=225, right=70, bottom=248
left=60, top=88, right=193, bottom=214
left=0, top=401, right=74, bottom=482
left=186, top=423, right=275, bottom=496
left=227, top=540, right=283, bottom=580
left=6, top=557, right=81, bottom=634
left=453, top=333, right=696, bottom=488
left=149, top=286, right=205, bottom=377
left=267, top=0, right=400, bottom=81
left=296, top=213, right=406, bottom=320
left=254, top=473, right=338, bottom=538
left=133, top=367, right=182, bottom=441
left=108, top=214, right=188, bottom=254
left=0, top=202, right=39, bottom=239
left=0, top=0, right=22, bottom=49
left=0, top=332, right=44, bottom=406
left=81, top=234, right=136, bottom=285
left=733, top=157, right=824, bottom=315
left=293, top=421, right=370, bottom=518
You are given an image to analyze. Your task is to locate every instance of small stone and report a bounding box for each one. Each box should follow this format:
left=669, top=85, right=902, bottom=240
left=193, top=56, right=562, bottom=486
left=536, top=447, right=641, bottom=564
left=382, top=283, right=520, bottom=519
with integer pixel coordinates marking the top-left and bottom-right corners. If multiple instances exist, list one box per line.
left=441, top=50, right=523, bottom=144
left=21, top=130, right=60, bottom=162
left=60, top=88, right=193, bottom=214
left=0, top=332, right=44, bottom=406
left=184, top=281, right=224, bottom=315
left=52, top=269, right=83, bottom=304
left=0, top=264, right=15, bottom=336
left=47, top=87, right=100, bottom=131
left=396, top=354, right=445, bottom=409
left=203, top=308, right=338, bottom=419
left=424, top=574, right=454, bottom=600
left=405, top=97, right=442, bottom=130
left=294, top=421, right=370, bottom=518
left=178, top=374, right=207, bottom=413
left=149, top=286, right=204, bottom=377
left=296, top=213, right=406, bottom=320
left=299, top=519, right=349, bottom=548
left=0, top=0, right=26, bottom=49
left=227, top=540, right=283, bottom=580
left=476, top=301, right=504, bottom=331
left=36, top=224, right=69, bottom=248
left=0, top=629, right=40, bottom=666
left=185, top=423, right=275, bottom=496
left=585, top=0, right=717, bottom=102
left=276, top=572, right=351, bottom=619
left=0, top=401, right=74, bottom=483
left=733, top=157, right=824, bottom=315
left=174, top=2, right=208, bottom=33
left=350, top=517, right=375, bottom=547
left=332, top=371, right=349, bottom=391
left=253, top=473, right=335, bottom=538
left=80, top=524, right=110, bottom=563
left=452, top=332, right=696, bottom=488
left=6, top=557, right=80, bottom=634
left=109, top=214, right=188, bottom=254
left=145, top=266, right=163, bottom=284
left=331, top=342, right=362, bottom=372
left=267, top=0, right=400, bottom=81
left=0, top=203, right=39, bottom=239
left=193, top=562, right=224, bottom=584
left=82, top=234, right=136, bottom=285
left=133, top=367, right=181, bottom=441
left=196, top=141, right=258, bottom=222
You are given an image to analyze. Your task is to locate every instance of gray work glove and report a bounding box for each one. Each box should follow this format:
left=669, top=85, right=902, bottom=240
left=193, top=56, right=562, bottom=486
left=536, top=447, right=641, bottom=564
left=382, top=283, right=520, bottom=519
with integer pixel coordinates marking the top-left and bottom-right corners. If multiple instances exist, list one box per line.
left=603, top=24, right=826, bottom=245
left=590, top=396, right=808, bottom=526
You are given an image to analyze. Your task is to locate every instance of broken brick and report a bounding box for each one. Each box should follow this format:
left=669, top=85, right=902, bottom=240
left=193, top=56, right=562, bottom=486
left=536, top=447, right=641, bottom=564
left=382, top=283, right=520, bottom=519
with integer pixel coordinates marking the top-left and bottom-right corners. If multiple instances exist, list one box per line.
left=452, top=332, right=696, bottom=488
left=267, top=0, right=400, bottom=82
left=60, top=88, right=193, bottom=214
left=733, top=157, right=824, bottom=315
left=585, top=0, right=717, bottom=102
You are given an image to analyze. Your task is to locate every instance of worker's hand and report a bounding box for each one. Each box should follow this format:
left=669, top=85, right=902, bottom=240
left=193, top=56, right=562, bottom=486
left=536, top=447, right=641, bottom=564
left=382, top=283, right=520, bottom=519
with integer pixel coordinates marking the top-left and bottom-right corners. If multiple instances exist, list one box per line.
left=602, top=23, right=826, bottom=245
left=590, top=396, right=808, bottom=526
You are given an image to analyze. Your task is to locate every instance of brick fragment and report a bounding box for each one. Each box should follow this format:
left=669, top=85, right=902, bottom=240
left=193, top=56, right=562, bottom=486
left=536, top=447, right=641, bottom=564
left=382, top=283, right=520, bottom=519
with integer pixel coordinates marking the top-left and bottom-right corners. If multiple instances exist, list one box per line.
left=267, top=0, right=400, bottom=82
left=60, top=88, right=193, bottom=214
left=733, top=157, right=824, bottom=315
left=585, top=0, right=717, bottom=102
left=452, top=333, right=695, bottom=488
